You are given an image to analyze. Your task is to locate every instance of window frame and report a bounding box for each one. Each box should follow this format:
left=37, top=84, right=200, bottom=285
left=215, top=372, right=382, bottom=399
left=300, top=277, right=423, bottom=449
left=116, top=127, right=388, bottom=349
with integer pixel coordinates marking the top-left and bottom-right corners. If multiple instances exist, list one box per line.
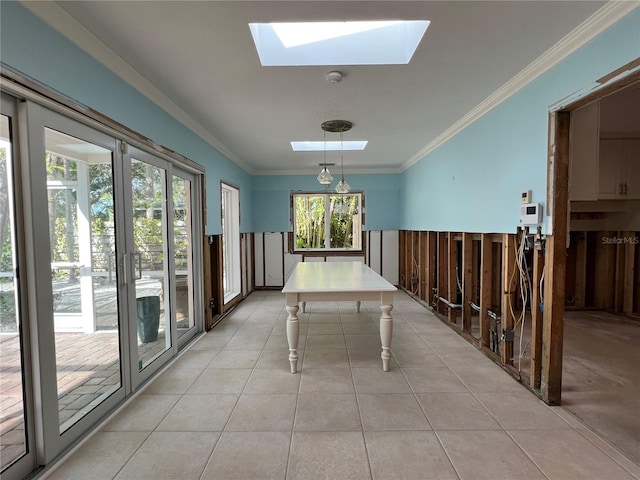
left=291, top=190, right=364, bottom=255
left=221, top=181, right=241, bottom=304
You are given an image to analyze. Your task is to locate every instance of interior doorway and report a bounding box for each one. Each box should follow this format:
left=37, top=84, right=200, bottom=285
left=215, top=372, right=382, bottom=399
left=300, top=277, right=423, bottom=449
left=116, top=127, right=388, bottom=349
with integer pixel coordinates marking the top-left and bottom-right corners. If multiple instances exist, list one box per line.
left=560, top=72, right=640, bottom=464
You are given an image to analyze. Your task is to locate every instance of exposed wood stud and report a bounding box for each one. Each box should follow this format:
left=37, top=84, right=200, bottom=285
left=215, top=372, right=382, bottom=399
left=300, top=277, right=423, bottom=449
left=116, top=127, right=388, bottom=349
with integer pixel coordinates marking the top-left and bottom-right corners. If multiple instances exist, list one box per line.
left=419, top=232, right=427, bottom=301
left=594, top=230, right=615, bottom=309
left=437, top=232, right=448, bottom=315
left=635, top=239, right=640, bottom=314
left=541, top=110, right=570, bottom=406
left=426, top=231, right=436, bottom=307
left=614, top=235, right=625, bottom=312
left=479, top=234, right=492, bottom=349
left=399, top=231, right=406, bottom=289
left=462, top=233, right=473, bottom=333
left=530, top=245, right=544, bottom=390
left=574, top=231, right=587, bottom=309
left=501, top=233, right=516, bottom=365
left=448, top=233, right=458, bottom=324
left=623, top=231, right=636, bottom=314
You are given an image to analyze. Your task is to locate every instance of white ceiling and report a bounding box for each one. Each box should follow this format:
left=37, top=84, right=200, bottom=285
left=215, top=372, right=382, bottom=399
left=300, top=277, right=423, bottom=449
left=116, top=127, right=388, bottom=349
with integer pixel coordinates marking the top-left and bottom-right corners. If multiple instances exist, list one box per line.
left=48, top=1, right=610, bottom=174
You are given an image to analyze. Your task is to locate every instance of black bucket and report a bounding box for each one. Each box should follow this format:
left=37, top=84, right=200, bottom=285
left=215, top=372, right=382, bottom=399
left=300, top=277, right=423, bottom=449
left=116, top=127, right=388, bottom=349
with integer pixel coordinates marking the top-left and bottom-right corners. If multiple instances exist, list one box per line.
left=136, top=296, right=160, bottom=343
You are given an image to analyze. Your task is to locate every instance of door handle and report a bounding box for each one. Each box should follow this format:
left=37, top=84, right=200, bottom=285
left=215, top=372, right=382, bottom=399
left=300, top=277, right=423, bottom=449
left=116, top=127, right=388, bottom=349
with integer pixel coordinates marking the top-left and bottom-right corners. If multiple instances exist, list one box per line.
left=132, top=252, right=142, bottom=280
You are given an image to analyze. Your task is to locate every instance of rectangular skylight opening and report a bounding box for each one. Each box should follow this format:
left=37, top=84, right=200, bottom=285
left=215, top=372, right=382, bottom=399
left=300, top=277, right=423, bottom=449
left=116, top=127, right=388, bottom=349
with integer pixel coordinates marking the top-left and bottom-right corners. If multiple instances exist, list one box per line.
left=249, top=20, right=429, bottom=66
left=291, top=141, right=368, bottom=151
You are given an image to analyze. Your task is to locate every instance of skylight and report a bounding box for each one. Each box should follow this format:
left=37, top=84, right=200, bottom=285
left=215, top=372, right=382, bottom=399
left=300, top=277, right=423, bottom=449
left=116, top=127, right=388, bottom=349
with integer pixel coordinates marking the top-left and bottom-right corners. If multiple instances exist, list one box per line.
left=249, top=20, right=429, bottom=66
left=291, top=141, right=368, bottom=152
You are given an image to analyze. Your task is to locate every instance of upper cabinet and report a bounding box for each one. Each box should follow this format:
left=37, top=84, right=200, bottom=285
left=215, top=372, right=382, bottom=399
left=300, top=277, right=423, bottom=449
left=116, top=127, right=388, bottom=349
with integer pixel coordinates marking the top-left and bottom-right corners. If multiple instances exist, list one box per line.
left=570, top=84, right=640, bottom=201
left=598, top=138, right=640, bottom=199
left=569, top=102, right=599, bottom=201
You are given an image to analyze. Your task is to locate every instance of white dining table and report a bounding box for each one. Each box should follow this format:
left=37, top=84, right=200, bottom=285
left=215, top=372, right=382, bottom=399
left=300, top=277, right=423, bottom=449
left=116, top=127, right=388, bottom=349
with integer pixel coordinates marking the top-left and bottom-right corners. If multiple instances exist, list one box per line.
left=282, top=261, right=397, bottom=374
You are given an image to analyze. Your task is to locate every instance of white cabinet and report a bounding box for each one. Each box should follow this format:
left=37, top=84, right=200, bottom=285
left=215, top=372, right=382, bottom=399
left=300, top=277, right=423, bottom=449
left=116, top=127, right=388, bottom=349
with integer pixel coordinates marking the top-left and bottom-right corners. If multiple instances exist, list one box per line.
left=598, top=139, right=640, bottom=199
left=625, top=139, right=640, bottom=198
left=569, top=102, right=599, bottom=201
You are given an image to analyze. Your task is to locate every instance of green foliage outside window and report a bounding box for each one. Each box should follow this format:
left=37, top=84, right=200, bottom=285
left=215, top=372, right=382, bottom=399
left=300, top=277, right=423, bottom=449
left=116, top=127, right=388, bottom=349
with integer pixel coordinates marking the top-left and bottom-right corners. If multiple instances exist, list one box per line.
left=293, top=193, right=362, bottom=251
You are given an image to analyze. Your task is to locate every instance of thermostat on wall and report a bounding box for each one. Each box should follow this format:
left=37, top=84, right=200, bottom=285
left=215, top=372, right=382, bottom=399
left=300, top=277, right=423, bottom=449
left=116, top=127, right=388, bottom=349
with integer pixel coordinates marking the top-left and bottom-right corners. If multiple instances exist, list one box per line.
left=520, top=203, right=542, bottom=225
left=521, top=190, right=531, bottom=204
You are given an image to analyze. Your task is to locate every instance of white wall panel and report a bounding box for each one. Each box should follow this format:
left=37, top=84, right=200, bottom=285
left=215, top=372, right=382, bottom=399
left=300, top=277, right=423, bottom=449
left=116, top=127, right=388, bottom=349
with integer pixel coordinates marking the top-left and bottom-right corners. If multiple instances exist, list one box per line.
left=284, top=253, right=302, bottom=282
left=254, top=232, right=264, bottom=287
left=368, top=231, right=382, bottom=275
left=264, top=232, right=284, bottom=286
left=382, top=230, right=399, bottom=285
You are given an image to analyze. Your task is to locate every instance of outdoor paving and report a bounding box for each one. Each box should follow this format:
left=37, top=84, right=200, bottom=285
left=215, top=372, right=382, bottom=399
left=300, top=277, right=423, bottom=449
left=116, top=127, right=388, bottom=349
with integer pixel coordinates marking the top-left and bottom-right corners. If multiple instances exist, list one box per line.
left=0, top=329, right=166, bottom=470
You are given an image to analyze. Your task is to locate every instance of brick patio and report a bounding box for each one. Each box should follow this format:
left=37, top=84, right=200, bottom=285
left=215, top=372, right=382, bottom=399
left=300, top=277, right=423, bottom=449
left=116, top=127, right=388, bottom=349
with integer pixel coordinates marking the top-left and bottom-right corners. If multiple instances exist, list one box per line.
left=0, top=329, right=167, bottom=470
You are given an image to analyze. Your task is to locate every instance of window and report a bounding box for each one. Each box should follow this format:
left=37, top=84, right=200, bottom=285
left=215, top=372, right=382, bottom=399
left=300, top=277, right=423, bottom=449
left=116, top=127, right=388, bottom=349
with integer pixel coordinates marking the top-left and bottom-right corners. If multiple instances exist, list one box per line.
left=221, top=182, right=241, bottom=302
left=292, top=192, right=363, bottom=252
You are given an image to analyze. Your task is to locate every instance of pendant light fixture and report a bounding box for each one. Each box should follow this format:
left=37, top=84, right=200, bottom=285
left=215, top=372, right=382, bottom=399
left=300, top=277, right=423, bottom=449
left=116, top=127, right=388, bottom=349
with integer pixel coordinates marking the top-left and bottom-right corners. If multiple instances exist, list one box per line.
left=321, top=120, right=352, bottom=194
left=317, top=129, right=333, bottom=185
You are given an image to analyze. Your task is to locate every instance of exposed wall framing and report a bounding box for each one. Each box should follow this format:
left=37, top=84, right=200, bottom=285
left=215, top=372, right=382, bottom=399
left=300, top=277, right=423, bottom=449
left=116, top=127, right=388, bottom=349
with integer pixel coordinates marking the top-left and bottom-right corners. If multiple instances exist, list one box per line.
left=565, top=230, right=640, bottom=314
left=399, top=230, right=551, bottom=401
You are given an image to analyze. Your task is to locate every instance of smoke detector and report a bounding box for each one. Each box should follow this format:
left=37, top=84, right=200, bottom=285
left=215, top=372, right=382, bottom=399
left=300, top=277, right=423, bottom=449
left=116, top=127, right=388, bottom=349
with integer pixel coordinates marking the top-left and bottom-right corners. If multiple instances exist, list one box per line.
left=326, top=71, right=343, bottom=84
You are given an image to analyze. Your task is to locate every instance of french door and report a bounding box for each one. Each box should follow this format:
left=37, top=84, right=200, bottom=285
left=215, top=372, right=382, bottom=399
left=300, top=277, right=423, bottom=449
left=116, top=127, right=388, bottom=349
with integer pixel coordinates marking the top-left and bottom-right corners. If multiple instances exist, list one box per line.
left=1, top=97, right=202, bottom=478
left=125, top=147, right=201, bottom=388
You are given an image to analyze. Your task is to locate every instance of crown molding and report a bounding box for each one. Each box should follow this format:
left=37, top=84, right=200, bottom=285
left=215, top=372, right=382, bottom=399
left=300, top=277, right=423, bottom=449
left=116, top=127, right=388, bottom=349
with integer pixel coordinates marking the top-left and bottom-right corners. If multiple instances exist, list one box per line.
left=402, top=1, right=640, bottom=171
left=20, top=0, right=253, bottom=173
left=253, top=167, right=403, bottom=176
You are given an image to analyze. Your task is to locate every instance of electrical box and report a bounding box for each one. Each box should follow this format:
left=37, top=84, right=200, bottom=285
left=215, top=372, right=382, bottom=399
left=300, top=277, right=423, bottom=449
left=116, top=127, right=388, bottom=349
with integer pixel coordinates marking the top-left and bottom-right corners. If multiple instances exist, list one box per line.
left=520, top=203, right=542, bottom=225
left=521, top=190, right=531, bottom=204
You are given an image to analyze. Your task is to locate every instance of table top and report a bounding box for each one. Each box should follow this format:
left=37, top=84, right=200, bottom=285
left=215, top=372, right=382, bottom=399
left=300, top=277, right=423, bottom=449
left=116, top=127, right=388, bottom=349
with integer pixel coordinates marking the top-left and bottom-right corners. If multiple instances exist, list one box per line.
left=282, top=261, right=397, bottom=294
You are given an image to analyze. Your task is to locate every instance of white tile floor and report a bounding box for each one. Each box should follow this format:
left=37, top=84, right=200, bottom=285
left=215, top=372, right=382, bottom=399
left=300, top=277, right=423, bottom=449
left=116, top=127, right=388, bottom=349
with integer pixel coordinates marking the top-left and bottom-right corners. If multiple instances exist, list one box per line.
left=44, top=291, right=640, bottom=480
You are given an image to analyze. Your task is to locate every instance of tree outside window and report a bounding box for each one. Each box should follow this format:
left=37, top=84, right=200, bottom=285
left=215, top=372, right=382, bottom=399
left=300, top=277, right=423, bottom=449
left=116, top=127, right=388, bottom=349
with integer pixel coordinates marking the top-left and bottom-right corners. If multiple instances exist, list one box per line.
left=293, top=192, right=362, bottom=251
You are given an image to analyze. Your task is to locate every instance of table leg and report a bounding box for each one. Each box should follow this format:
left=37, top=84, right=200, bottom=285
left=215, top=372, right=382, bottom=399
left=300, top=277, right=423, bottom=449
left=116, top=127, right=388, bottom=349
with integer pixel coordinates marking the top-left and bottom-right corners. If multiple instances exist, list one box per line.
left=286, top=304, right=300, bottom=373
left=379, top=304, right=393, bottom=371
left=356, top=301, right=361, bottom=313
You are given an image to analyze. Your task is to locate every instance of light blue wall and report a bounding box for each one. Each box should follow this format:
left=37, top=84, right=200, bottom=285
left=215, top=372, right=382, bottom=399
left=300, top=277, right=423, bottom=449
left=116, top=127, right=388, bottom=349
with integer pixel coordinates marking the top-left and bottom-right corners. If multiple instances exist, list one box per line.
left=401, top=9, right=640, bottom=234
left=251, top=174, right=402, bottom=232
left=0, top=1, right=251, bottom=234
left=3, top=3, right=638, bottom=236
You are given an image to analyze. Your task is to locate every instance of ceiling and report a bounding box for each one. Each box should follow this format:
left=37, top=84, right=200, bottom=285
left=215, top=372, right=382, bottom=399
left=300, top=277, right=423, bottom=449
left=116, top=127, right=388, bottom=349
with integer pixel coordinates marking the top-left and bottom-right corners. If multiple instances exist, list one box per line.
left=49, top=1, right=608, bottom=174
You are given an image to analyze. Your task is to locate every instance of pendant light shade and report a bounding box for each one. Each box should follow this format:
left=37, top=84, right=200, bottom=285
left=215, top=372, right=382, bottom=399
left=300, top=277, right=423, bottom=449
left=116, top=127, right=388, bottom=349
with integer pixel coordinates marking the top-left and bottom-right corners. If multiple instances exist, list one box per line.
left=317, top=130, right=333, bottom=185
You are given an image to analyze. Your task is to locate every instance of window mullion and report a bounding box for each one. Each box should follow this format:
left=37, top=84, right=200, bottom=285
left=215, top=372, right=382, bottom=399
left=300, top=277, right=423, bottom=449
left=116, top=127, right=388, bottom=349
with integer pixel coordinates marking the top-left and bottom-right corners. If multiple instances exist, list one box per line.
left=324, top=194, right=331, bottom=248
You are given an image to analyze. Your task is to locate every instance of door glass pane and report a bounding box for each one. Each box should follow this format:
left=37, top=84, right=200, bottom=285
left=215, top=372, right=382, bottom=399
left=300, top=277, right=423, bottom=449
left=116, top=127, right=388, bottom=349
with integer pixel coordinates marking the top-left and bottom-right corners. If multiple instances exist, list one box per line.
left=0, top=115, right=27, bottom=470
left=45, top=128, right=122, bottom=433
left=132, top=159, right=170, bottom=370
left=173, top=176, right=193, bottom=339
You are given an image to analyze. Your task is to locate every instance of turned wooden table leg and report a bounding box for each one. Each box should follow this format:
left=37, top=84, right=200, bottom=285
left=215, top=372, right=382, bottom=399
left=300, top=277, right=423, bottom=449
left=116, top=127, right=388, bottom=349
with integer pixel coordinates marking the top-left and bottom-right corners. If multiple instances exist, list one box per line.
left=286, top=304, right=300, bottom=373
left=380, top=303, right=393, bottom=371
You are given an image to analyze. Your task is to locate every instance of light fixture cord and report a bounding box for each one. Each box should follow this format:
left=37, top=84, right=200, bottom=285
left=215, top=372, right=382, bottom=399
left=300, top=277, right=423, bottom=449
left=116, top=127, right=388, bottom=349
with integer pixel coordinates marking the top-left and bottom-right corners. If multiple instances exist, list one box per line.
left=340, top=129, right=344, bottom=181
left=323, top=130, right=327, bottom=168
